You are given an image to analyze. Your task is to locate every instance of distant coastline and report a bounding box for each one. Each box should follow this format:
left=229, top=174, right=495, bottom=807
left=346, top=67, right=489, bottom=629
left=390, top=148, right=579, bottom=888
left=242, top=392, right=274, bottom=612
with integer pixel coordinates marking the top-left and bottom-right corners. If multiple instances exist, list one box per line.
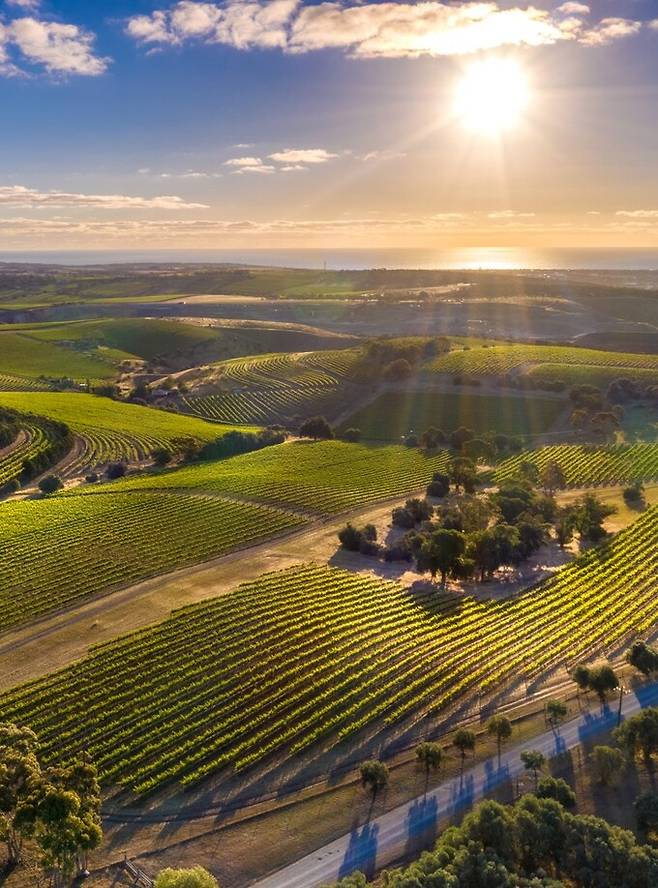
left=2, top=247, right=658, bottom=271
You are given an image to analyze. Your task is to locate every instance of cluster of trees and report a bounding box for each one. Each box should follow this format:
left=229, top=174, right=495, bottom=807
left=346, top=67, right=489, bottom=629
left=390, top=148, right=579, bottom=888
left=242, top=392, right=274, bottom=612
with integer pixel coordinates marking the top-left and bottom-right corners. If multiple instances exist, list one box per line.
left=568, top=383, right=625, bottom=440
left=197, top=427, right=286, bottom=461
left=338, top=522, right=380, bottom=557
left=155, top=867, right=219, bottom=888
left=0, top=724, right=102, bottom=886
left=571, top=661, right=619, bottom=702
left=350, top=337, right=450, bottom=385
left=407, top=426, right=524, bottom=462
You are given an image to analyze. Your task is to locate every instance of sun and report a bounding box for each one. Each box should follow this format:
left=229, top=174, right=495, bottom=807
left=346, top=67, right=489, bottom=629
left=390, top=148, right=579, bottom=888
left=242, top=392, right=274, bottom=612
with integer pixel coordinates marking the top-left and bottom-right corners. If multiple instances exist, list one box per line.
left=453, top=58, right=529, bottom=135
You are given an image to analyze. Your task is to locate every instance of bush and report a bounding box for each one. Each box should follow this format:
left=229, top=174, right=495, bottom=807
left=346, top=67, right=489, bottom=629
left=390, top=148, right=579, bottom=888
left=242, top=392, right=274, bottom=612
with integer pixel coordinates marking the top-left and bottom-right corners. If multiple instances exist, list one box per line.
left=536, top=776, right=576, bottom=808
left=38, top=475, right=63, bottom=495
left=299, top=416, right=334, bottom=440
left=155, top=867, right=219, bottom=888
left=342, top=427, right=361, bottom=443
left=338, top=523, right=362, bottom=551
left=358, top=537, right=381, bottom=557
left=85, top=472, right=98, bottom=484
left=383, top=543, right=412, bottom=562
left=403, top=433, right=418, bottom=448
left=1, top=478, right=20, bottom=497
left=426, top=472, right=450, bottom=498
left=152, top=447, right=172, bottom=467
left=405, top=497, right=433, bottom=523
left=623, top=483, right=645, bottom=506
left=106, top=462, right=127, bottom=480
left=391, top=507, right=416, bottom=529
left=383, top=358, right=413, bottom=381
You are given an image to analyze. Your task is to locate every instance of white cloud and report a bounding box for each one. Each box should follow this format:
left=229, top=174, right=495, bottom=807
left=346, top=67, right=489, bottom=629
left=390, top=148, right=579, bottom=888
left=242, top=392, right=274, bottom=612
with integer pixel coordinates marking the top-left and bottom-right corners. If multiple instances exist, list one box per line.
left=126, top=0, right=643, bottom=59
left=650, top=20, right=658, bottom=32
left=0, top=185, right=208, bottom=210
left=279, top=164, right=306, bottom=171
left=579, top=17, right=642, bottom=47
left=268, top=147, right=337, bottom=164
left=360, top=149, right=407, bottom=161
left=1, top=16, right=108, bottom=76
left=556, top=2, right=589, bottom=15
left=224, top=156, right=276, bottom=174
left=6, top=0, right=41, bottom=8
left=616, top=210, right=658, bottom=218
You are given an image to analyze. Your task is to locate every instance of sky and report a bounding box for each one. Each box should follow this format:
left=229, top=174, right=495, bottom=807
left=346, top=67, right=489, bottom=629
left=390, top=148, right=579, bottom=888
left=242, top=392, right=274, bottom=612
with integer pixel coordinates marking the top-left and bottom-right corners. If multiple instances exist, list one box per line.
left=1, top=0, right=658, bottom=251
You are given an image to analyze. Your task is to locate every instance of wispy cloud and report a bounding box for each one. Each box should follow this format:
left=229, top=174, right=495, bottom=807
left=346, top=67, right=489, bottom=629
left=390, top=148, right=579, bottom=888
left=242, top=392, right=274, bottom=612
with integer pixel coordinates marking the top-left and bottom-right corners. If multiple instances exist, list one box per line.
left=616, top=209, right=658, bottom=218
left=488, top=210, right=536, bottom=219
left=268, top=147, right=337, bottom=164
left=125, top=1, right=645, bottom=59
left=0, top=185, right=208, bottom=210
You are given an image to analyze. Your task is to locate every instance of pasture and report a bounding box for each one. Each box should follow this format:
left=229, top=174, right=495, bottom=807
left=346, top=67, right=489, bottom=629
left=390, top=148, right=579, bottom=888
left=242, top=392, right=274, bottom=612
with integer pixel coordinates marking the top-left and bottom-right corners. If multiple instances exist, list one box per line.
left=1, top=504, right=655, bottom=793
left=339, top=390, right=564, bottom=441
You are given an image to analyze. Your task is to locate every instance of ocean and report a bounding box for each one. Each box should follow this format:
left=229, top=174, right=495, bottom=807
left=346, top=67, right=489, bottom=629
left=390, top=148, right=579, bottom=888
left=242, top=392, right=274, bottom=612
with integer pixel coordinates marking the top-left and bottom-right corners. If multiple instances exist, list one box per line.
left=2, top=247, right=658, bottom=271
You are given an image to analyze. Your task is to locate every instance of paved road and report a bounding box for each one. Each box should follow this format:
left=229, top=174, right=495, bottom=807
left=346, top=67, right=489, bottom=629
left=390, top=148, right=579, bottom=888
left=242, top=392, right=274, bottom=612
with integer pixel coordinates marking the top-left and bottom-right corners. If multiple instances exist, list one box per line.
left=253, top=681, right=658, bottom=888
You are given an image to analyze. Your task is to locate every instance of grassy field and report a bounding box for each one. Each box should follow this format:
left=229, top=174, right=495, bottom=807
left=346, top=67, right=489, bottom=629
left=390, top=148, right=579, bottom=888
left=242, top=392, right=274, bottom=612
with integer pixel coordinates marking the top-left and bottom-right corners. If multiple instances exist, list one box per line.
left=429, top=344, right=658, bottom=378
left=0, top=392, right=250, bottom=471
left=339, top=390, right=565, bottom=441
left=0, top=331, right=116, bottom=381
left=99, top=440, right=451, bottom=514
left=1, top=505, right=655, bottom=794
left=496, top=442, right=658, bottom=486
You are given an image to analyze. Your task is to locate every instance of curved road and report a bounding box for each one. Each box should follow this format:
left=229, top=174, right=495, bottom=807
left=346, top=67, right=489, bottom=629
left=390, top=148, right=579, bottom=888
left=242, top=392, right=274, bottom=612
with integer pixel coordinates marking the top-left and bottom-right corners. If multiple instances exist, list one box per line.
left=253, top=680, right=658, bottom=888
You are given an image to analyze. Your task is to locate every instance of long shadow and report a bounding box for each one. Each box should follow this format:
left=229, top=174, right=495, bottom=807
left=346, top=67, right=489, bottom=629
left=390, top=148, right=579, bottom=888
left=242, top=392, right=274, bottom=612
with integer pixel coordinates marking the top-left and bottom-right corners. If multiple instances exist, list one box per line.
left=577, top=704, right=618, bottom=744
left=447, top=773, right=474, bottom=819
left=337, top=822, right=380, bottom=881
left=405, top=795, right=439, bottom=858
left=483, top=758, right=510, bottom=796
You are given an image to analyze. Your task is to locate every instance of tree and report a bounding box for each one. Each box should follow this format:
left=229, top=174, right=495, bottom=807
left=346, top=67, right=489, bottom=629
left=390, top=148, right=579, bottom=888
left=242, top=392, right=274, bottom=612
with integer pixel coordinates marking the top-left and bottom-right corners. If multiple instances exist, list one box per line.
left=623, top=482, right=645, bottom=507
left=417, top=529, right=465, bottom=585
left=587, top=663, right=619, bottom=703
left=626, top=640, right=658, bottom=676
left=171, top=436, right=202, bottom=462
left=540, top=461, right=566, bottom=495
left=572, top=664, right=591, bottom=694
left=545, top=700, right=568, bottom=731
left=462, top=438, right=494, bottom=464
left=470, top=525, right=520, bottom=582
left=635, top=792, right=658, bottom=838
left=536, top=776, right=575, bottom=808
left=299, top=416, right=334, bottom=440
left=487, top=715, right=512, bottom=763
left=338, top=523, right=362, bottom=551
left=450, top=426, right=475, bottom=451
left=384, top=358, right=413, bottom=381
left=572, top=493, right=616, bottom=542
left=554, top=507, right=575, bottom=548
left=449, top=456, right=477, bottom=493
left=614, top=707, right=658, bottom=759
left=152, top=447, right=172, bottom=467
left=591, top=745, right=625, bottom=786
left=420, top=427, right=446, bottom=450
left=520, top=750, right=545, bottom=789
left=404, top=497, right=433, bottom=523
left=453, top=728, right=476, bottom=774
left=155, top=867, right=219, bottom=888
left=426, top=472, right=450, bottom=498
left=105, top=462, right=126, bottom=480
left=416, top=742, right=442, bottom=783
left=38, top=475, right=63, bottom=495
left=342, top=428, right=361, bottom=443
left=0, top=724, right=42, bottom=865
left=359, top=760, right=389, bottom=796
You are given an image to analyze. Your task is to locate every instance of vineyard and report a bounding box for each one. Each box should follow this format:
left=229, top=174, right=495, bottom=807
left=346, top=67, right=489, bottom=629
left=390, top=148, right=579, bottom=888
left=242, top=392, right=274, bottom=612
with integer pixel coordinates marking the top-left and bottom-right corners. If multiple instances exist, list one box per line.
left=0, top=491, right=307, bottom=630
left=525, top=362, right=658, bottom=389
left=0, top=373, right=50, bottom=392
left=102, top=440, right=451, bottom=514
left=496, top=442, right=658, bottom=486
left=0, top=393, right=248, bottom=475
left=1, top=505, right=655, bottom=794
left=429, top=344, right=658, bottom=378
left=0, top=423, right=59, bottom=488
left=180, top=349, right=362, bottom=425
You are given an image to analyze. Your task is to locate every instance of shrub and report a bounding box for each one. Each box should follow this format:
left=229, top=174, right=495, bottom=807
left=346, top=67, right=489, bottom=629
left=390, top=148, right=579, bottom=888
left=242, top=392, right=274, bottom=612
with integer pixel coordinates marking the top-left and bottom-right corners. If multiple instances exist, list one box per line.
left=536, top=776, right=576, bottom=808
left=391, top=507, right=416, bottom=529
left=426, top=472, right=450, bottom=498
left=299, top=416, right=334, bottom=440
left=152, top=447, right=172, bottom=467
left=342, top=427, right=361, bottom=443
left=338, top=523, right=362, bottom=551
left=155, top=867, right=219, bottom=888
left=106, top=462, right=127, bottom=480
left=38, top=475, right=63, bottom=495
left=85, top=472, right=99, bottom=484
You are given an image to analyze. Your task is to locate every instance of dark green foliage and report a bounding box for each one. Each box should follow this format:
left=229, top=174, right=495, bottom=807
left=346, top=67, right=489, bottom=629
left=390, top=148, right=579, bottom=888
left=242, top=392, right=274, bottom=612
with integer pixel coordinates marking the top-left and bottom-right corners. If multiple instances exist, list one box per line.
left=299, top=415, right=334, bottom=440
left=152, top=447, right=172, bottom=467
left=38, top=475, right=63, bottom=495
left=573, top=663, right=619, bottom=702
left=536, top=776, right=576, bottom=809
left=383, top=358, right=413, bottom=381
left=450, top=426, right=475, bottom=451
left=420, top=426, right=446, bottom=450
left=359, top=760, right=388, bottom=795
left=342, top=427, right=361, bottom=443
left=426, top=471, right=450, bottom=498
left=105, top=462, right=127, bottom=480
left=338, top=523, right=380, bottom=556
left=344, top=796, right=658, bottom=888
left=198, top=428, right=285, bottom=460
left=626, top=641, right=658, bottom=676
left=417, top=529, right=466, bottom=584
left=635, top=792, right=658, bottom=834
left=614, top=707, right=658, bottom=757
left=623, top=483, right=645, bottom=506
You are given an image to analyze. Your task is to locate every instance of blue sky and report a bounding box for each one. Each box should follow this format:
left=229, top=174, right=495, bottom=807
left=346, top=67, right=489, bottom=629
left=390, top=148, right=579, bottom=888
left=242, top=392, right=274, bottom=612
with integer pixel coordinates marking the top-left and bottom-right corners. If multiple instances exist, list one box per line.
left=1, top=0, right=658, bottom=250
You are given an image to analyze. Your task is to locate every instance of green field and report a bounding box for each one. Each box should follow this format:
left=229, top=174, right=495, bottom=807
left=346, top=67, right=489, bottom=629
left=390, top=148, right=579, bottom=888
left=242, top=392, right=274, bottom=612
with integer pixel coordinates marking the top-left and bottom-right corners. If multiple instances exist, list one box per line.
left=0, top=491, right=307, bottom=631
left=496, top=442, right=658, bottom=486
left=0, top=392, right=252, bottom=472
left=0, top=331, right=116, bottom=381
left=181, top=349, right=362, bottom=425
left=100, top=440, right=451, bottom=514
left=525, top=362, right=658, bottom=388
left=429, top=344, right=658, bottom=378
left=339, top=390, right=565, bottom=441
left=1, top=505, right=655, bottom=793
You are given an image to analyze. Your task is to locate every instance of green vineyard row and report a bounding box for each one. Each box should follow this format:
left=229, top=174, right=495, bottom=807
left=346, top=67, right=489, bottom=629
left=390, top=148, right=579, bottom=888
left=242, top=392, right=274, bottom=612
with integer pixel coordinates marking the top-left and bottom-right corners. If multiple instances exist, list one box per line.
left=496, top=442, right=658, bottom=486
left=1, top=505, right=656, bottom=793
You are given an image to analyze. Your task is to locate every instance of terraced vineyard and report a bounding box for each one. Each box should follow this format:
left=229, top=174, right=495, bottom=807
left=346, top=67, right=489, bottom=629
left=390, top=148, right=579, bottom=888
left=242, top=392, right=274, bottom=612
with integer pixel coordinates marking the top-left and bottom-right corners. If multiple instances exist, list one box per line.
left=0, top=392, right=249, bottom=475
left=180, top=349, right=362, bottom=425
left=0, top=373, right=50, bottom=392
left=496, top=442, right=658, bottom=486
left=2, top=506, right=655, bottom=793
left=430, top=344, right=658, bottom=378
left=0, top=491, right=307, bottom=630
left=103, top=440, right=451, bottom=514
left=0, top=423, right=58, bottom=488
left=525, top=362, right=658, bottom=389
